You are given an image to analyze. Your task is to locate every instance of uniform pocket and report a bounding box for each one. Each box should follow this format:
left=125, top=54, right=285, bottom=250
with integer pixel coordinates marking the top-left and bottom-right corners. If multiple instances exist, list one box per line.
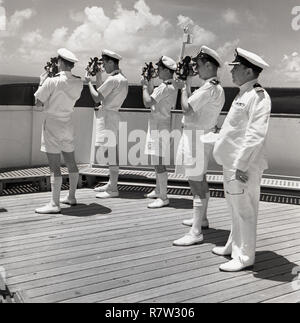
left=229, top=106, right=247, bottom=128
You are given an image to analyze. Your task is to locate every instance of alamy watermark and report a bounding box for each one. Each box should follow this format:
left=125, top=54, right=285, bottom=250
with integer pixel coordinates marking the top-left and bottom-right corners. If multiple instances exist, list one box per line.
left=93, top=122, right=208, bottom=177
left=292, top=6, right=300, bottom=31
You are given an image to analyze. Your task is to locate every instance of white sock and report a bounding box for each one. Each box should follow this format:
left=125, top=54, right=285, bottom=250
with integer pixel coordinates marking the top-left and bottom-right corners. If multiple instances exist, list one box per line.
left=51, top=176, right=62, bottom=207
left=191, top=196, right=204, bottom=236
left=109, top=166, right=119, bottom=192
left=69, top=173, right=79, bottom=200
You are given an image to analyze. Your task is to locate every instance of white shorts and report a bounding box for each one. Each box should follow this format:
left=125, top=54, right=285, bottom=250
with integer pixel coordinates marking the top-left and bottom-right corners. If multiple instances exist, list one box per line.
left=95, top=110, right=120, bottom=148
left=175, top=128, right=212, bottom=178
left=144, top=119, right=172, bottom=159
left=41, top=117, right=75, bottom=154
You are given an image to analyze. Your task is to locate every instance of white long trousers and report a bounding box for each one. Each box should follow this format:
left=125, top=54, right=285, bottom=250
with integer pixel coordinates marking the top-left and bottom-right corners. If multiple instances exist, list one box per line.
left=223, top=167, right=263, bottom=265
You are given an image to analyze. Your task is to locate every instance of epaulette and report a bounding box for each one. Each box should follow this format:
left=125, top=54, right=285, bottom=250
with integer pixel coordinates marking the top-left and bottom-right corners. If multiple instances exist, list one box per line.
left=253, top=83, right=264, bottom=93
left=210, top=79, right=220, bottom=86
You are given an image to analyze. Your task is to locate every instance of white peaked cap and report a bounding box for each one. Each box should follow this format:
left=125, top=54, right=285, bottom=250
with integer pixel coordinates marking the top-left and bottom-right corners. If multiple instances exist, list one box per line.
left=157, top=56, right=177, bottom=71
left=102, top=49, right=122, bottom=61
left=57, top=48, right=79, bottom=63
left=229, top=48, right=269, bottom=69
left=193, top=45, right=223, bottom=67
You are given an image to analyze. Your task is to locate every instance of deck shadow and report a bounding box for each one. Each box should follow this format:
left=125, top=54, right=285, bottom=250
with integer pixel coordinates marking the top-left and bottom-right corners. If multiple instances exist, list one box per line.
left=253, top=251, right=300, bottom=283
left=0, top=208, right=8, bottom=213
left=117, top=191, right=149, bottom=200
left=204, top=228, right=231, bottom=247
left=61, top=203, right=112, bottom=217
left=168, top=198, right=193, bottom=210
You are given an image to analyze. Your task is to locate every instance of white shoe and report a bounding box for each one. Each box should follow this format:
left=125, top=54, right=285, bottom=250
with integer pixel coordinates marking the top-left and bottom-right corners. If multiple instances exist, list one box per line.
left=219, top=258, right=254, bottom=272
left=96, top=191, right=119, bottom=199
left=173, top=233, right=204, bottom=246
left=145, top=190, right=160, bottom=199
left=148, top=198, right=169, bottom=209
left=60, top=196, right=77, bottom=206
left=182, top=218, right=210, bottom=229
left=212, top=246, right=232, bottom=257
left=94, top=184, right=110, bottom=193
left=35, top=203, right=61, bottom=214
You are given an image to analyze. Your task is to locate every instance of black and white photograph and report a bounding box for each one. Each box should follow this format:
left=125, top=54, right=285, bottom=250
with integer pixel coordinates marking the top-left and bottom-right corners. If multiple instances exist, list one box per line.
left=0, top=0, right=300, bottom=306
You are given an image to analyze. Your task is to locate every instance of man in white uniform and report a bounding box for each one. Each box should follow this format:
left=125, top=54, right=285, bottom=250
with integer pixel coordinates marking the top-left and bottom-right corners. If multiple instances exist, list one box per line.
left=141, top=56, right=178, bottom=208
left=173, top=46, right=225, bottom=246
left=35, top=48, right=84, bottom=214
left=85, top=50, right=128, bottom=199
left=213, top=48, right=271, bottom=272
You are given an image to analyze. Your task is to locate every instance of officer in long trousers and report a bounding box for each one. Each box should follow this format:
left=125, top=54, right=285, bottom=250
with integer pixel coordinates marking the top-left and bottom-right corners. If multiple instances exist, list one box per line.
left=173, top=46, right=225, bottom=246
left=85, top=50, right=128, bottom=199
left=34, top=48, right=84, bottom=214
left=141, top=56, right=178, bottom=209
left=213, top=48, right=271, bottom=272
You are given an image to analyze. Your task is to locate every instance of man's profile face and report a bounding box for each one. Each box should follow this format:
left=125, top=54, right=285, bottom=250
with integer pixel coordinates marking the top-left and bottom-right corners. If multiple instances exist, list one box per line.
left=231, top=64, right=249, bottom=86
left=196, top=59, right=208, bottom=79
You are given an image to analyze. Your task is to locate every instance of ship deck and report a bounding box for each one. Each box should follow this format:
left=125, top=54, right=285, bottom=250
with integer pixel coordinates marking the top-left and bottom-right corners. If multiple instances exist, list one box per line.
left=1, top=186, right=300, bottom=303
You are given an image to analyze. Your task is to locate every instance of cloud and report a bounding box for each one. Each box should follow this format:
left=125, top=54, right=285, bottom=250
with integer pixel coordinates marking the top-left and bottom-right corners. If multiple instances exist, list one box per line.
left=280, top=52, right=300, bottom=81
left=222, top=9, right=240, bottom=24
left=51, top=27, right=69, bottom=47
left=217, top=39, right=240, bottom=62
left=177, top=15, right=216, bottom=46
left=8, top=9, right=36, bottom=35
left=11, top=0, right=217, bottom=81
left=0, top=8, right=36, bottom=37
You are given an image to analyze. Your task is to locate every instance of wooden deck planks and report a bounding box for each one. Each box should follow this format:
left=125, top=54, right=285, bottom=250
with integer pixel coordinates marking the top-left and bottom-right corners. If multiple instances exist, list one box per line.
left=0, top=188, right=300, bottom=303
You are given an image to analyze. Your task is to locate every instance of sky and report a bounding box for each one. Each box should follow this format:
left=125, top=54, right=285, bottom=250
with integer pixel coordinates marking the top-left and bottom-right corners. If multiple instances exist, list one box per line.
left=0, top=0, right=299, bottom=87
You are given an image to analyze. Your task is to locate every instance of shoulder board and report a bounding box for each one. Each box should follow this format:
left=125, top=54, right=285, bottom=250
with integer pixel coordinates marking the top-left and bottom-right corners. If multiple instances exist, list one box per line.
left=210, top=79, right=220, bottom=86
left=253, top=83, right=264, bottom=93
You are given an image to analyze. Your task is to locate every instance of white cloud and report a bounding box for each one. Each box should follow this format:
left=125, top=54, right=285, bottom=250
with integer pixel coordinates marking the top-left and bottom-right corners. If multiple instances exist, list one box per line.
left=51, top=27, right=69, bottom=47
left=8, top=9, right=36, bottom=35
left=279, top=52, right=300, bottom=81
left=222, top=9, right=240, bottom=24
left=177, top=15, right=216, bottom=47
left=217, top=39, right=240, bottom=62
left=12, top=0, right=218, bottom=81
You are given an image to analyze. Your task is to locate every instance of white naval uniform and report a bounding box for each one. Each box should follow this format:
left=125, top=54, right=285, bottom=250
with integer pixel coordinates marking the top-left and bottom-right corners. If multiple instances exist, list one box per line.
left=213, top=79, right=272, bottom=265
left=144, top=80, right=177, bottom=160
left=95, top=70, right=128, bottom=150
left=176, top=78, right=225, bottom=179
left=34, top=71, right=83, bottom=154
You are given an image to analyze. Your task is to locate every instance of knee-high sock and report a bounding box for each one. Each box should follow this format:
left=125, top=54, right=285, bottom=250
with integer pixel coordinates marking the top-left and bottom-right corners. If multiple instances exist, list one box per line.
left=51, top=176, right=62, bottom=207
left=109, top=166, right=119, bottom=192
left=191, top=196, right=205, bottom=236
left=158, top=172, right=168, bottom=200
left=69, top=172, right=79, bottom=200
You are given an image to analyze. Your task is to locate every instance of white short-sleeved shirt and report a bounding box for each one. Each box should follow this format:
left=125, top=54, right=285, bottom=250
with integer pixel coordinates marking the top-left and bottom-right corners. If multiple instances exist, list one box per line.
left=184, top=77, right=225, bottom=130
left=214, top=79, right=271, bottom=172
left=97, top=71, right=128, bottom=112
left=150, top=80, right=178, bottom=124
left=34, top=71, right=83, bottom=119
